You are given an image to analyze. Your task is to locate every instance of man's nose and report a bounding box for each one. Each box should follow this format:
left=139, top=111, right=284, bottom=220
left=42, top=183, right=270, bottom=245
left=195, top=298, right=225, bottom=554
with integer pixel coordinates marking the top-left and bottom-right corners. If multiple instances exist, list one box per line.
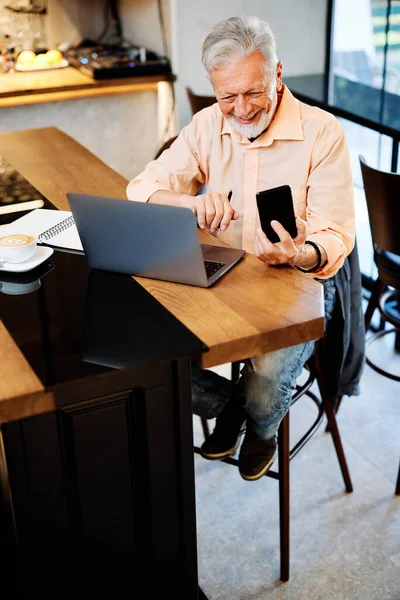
left=234, top=95, right=249, bottom=117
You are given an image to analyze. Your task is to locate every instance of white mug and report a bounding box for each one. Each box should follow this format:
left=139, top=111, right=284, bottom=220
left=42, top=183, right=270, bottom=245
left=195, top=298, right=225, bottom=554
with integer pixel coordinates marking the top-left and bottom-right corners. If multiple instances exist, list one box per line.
left=0, top=233, right=37, bottom=264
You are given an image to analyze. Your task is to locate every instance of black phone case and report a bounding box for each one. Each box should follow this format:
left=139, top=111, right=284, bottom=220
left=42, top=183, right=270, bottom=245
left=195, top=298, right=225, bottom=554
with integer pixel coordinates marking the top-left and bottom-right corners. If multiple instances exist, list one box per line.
left=256, top=185, right=298, bottom=243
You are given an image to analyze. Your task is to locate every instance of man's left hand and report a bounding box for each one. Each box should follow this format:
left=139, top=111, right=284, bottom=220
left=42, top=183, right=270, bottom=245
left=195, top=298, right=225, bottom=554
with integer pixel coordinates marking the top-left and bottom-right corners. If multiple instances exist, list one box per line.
left=254, top=216, right=307, bottom=265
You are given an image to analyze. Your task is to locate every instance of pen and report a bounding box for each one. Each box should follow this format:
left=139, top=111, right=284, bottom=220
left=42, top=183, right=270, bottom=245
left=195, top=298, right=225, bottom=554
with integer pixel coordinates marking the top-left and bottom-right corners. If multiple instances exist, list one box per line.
left=217, top=190, right=232, bottom=235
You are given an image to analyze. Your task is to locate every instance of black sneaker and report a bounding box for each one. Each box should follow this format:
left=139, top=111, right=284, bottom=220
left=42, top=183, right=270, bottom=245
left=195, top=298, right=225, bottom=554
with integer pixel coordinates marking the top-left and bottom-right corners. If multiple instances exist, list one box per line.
left=200, top=400, right=246, bottom=460
left=239, top=427, right=277, bottom=481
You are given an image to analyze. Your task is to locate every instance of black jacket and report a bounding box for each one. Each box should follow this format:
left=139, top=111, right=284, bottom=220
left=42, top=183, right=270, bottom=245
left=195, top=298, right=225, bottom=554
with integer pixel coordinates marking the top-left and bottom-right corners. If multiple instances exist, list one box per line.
left=318, top=242, right=366, bottom=401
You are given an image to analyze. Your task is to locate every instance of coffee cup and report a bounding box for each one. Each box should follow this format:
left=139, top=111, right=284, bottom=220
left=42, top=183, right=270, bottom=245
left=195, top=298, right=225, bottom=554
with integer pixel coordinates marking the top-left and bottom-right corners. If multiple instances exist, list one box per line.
left=0, top=233, right=37, bottom=263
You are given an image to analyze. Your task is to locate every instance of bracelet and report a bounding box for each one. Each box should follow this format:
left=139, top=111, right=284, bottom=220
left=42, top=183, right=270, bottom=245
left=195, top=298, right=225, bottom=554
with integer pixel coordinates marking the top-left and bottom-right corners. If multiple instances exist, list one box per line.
left=293, top=240, right=322, bottom=273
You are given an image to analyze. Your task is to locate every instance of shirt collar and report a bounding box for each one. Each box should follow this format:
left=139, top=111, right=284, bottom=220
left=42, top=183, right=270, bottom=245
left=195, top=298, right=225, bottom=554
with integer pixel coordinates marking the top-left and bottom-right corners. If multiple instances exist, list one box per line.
left=221, top=85, right=304, bottom=146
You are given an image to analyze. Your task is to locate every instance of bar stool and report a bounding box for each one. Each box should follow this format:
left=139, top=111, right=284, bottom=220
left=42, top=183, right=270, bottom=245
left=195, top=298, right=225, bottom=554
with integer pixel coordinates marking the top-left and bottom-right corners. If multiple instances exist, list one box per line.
left=359, top=155, right=400, bottom=495
left=194, top=339, right=353, bottom=582
left=360, top=156, right=400, bottom=378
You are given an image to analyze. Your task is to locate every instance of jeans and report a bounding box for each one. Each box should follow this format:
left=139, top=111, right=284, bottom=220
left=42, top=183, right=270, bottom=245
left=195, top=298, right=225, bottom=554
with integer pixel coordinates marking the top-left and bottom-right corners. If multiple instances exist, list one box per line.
left=191, top=277, right=336, bottom=440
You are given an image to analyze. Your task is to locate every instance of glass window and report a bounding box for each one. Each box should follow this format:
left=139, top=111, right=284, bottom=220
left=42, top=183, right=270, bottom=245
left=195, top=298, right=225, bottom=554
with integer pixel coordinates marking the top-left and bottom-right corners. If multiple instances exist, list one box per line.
left=331, top=0, right=400, bottom=129
left=383, top=1, right=400, bottom=121
left=331, top=1, right=400, bottom=282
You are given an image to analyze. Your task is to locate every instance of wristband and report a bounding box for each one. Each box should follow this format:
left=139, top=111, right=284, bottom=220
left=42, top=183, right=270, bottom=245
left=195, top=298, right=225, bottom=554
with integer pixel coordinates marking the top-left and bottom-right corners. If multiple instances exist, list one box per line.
left=293, top=240, right=322, bottom=273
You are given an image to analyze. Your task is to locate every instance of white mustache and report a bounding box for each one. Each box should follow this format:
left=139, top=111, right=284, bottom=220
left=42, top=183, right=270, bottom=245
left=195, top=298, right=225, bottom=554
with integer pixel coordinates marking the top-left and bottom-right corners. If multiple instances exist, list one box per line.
left=234, top=110, right=260, bottom=121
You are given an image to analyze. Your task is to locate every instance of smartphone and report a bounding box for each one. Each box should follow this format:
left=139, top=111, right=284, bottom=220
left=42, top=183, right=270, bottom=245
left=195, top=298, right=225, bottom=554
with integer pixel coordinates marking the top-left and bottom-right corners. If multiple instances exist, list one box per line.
left=256, top=185, right=298, bottom=244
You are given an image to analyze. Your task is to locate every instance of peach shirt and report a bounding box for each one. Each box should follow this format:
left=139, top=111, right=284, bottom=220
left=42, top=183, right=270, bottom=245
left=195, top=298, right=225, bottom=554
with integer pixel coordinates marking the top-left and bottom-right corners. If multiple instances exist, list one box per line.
left=126, top=85, right=355, bottom=279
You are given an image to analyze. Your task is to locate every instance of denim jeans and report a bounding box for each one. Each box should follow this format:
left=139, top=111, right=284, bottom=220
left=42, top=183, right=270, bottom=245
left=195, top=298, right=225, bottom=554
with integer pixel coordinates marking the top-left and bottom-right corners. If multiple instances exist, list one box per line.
left=191, top=277, right=336, bottom=440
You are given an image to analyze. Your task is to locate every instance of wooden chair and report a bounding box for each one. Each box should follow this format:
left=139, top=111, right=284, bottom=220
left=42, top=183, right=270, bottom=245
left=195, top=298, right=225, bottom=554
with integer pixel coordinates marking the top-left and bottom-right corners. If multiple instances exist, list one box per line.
left=359, top=155, right=400, bottom=494
left=153, top=88, right=215, bottom=159
left=186, top=86, right=216, bottom=115
left=359, top=155, right=400, bottom=370
left=154, top=135, right=178, bottom=160
left=194, top=338, right=353, bottom=582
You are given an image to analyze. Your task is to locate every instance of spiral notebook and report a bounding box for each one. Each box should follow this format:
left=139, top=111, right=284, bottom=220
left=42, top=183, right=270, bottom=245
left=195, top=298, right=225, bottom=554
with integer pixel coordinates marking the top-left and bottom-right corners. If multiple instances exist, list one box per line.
left=2, top=208, right=83, bottom=252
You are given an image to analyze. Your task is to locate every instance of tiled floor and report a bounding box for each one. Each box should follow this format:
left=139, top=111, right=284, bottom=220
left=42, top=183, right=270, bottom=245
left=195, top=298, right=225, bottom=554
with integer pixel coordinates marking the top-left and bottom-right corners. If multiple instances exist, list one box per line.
left=194, top=331, right=400, bottom=600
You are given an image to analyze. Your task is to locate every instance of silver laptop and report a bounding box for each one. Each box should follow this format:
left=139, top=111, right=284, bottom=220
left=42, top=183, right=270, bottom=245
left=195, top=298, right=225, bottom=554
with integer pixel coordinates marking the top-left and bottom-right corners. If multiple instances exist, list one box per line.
left=66, top=192, right=245, bottom=287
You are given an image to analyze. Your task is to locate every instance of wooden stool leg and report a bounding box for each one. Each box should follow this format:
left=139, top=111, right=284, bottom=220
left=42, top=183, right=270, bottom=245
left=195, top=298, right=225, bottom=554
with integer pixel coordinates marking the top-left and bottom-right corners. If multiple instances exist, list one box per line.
left=323, top=399, right=353, bottom=492
left=325, top=395, right=343, bottom=433
left=313, top=351, right=353, bottom=493
left=201, top=418, right=210, bottom=440
left=396, top=459, right=400, bottom=496
left=231, top=361, right=241, bottom=383
left=278, top=413, right=290, bottom=582
left=365, top=278, right=386, bottom=331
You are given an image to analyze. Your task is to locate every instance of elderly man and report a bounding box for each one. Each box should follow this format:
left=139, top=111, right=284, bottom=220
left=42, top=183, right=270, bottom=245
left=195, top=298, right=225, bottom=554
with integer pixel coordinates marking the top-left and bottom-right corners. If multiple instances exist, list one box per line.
left=127, top=16, right=355, bottom=481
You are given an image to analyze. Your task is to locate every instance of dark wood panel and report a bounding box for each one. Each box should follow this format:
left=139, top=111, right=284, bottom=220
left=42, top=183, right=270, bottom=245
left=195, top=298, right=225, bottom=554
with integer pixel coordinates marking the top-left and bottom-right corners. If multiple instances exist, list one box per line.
left=60, top=390, right=141, bottom=595
left=173, top=359, right=200, bottom=597
left=0, top=358, right=199, bottom=599
left=2, top=412, right=77, bottom=593
left=145, top=382, right=184, bottom=596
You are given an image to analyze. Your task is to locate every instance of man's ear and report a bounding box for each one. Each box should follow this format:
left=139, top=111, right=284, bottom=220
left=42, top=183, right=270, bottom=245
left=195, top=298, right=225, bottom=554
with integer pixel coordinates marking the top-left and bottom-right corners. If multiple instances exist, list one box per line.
left=276, top=61, right=283, bottom=91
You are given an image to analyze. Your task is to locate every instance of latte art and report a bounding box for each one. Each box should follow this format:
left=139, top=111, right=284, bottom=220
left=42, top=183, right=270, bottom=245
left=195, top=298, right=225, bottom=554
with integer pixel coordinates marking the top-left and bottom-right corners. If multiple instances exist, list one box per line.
left=0, top=234, right=36, bottom=247
left=0, top=233, right=37, bottom=263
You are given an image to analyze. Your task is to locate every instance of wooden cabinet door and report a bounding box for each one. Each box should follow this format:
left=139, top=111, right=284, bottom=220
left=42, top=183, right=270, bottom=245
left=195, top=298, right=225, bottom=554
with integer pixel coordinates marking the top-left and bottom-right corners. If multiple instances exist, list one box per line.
left=0, top=358, right=199, bottom=599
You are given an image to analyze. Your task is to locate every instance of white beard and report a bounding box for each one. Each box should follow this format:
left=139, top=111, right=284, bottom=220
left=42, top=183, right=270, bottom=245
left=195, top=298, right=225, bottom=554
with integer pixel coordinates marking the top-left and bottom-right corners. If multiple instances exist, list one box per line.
left=227, top=109, right=274, bottom=139
left=227, top=89, right=279, bottom=139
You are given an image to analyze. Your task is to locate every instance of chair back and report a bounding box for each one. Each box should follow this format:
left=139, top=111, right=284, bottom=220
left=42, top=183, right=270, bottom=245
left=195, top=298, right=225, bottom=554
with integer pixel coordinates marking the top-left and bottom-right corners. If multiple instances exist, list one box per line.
left=359, top=155, right=400, bottom=256
left=186, top=87, right=216, bottom=115
left=154, top=135, right=178, bottom=160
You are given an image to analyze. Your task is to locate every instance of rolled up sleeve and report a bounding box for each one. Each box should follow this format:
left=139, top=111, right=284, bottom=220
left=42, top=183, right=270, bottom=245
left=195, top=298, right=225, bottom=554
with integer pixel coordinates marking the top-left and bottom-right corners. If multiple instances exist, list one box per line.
left=306, top=121, right=355, bottom=279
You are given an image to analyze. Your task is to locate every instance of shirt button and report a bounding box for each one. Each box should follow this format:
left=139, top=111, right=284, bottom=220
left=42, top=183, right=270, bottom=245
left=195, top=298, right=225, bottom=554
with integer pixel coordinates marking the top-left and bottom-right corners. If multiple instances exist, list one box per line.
left=248, top=217, right=253, bottom=222
left=247, top=180, right=254, bottom=184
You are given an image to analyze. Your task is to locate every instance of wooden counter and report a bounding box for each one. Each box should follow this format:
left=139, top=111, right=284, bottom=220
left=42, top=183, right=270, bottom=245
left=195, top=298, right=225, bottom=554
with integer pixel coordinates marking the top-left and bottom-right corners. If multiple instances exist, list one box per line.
left=0, top=127, right=325, bottom=596
left=0, top=127, right=129, bottom=424
left=0, top=126, right=324, bottom=424
left=0, top=65, right=172, bottom=107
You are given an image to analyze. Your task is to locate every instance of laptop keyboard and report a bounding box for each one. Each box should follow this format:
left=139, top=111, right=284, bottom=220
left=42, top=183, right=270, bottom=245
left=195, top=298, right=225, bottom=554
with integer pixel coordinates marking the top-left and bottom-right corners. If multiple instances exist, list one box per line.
left=204, top=260, right=226, bottom=279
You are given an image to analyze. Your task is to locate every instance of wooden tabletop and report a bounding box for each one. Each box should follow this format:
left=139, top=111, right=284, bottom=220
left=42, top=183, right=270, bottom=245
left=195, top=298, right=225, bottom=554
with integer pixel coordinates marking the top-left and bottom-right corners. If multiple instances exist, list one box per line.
left=137, top=254, right=324, bottom=368
left=0, top=127, right=324, bottom=423
left=0, top=67, right=170, bottom=108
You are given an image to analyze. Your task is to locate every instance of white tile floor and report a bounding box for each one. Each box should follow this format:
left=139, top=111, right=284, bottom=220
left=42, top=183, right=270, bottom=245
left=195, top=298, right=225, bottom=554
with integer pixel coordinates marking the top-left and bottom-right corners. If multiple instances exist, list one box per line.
left=194, top=331, right=400, bottom=600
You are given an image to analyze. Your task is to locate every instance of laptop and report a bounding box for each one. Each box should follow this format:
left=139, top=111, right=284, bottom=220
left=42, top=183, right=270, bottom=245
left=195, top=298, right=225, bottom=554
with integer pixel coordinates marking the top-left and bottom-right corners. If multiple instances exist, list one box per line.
left=66, top=192, right=245, bottom=287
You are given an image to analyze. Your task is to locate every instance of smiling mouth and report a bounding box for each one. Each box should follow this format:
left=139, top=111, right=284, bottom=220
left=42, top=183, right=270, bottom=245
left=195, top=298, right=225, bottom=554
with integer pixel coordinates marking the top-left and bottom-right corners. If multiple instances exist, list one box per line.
left=234, top=111, right=260, bottom=124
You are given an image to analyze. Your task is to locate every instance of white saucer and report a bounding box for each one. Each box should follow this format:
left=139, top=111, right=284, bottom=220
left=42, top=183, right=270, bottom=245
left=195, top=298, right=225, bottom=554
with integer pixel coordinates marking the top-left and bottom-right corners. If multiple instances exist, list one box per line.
left=0, top=246, right=54, bottom=273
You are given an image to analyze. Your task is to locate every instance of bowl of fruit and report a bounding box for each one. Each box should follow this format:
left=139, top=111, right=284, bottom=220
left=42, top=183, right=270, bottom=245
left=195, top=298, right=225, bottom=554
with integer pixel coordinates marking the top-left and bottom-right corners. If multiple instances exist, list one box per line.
left=16, top=49, right=68, bottom=71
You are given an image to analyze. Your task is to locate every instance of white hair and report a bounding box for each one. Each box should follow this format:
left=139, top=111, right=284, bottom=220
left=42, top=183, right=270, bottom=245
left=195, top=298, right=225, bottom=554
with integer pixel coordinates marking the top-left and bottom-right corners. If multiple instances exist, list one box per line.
left=202, top=16, right=278, bottom=78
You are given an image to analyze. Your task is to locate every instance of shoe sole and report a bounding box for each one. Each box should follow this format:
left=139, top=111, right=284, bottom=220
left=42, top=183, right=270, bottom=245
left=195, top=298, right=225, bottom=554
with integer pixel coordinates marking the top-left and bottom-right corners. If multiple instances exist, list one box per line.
left=239, top=448, right=277, bottom=481
left=200, top=438, right=240, bottom=460
left=200, top=421, right=245, bottom=461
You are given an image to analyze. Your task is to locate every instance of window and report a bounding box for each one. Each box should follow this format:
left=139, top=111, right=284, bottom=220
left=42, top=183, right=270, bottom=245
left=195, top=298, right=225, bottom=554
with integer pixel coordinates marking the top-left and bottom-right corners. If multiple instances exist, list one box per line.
left=331, top=0, right=400, bottom=131
left=331, top=0, right=400, bottom=281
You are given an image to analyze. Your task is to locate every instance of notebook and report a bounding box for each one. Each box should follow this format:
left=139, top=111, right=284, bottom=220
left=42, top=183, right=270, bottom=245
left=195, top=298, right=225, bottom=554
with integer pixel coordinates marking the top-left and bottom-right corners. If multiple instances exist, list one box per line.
left=67, top=192, right=246, bottom=288
left=1, top=208, right=83, bottom=252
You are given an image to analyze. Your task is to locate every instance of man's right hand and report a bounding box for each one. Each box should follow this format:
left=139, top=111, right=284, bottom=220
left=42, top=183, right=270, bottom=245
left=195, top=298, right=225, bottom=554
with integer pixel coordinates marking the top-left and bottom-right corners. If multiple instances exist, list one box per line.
left=149, top=190, right=240, bottom=233
left=180, top=192, right=240, bottom=233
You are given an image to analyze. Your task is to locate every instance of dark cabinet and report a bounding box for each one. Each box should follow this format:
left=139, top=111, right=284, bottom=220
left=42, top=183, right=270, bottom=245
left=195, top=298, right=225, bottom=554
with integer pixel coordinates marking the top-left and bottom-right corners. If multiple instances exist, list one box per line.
left=0, top=358, right=199, bottom=598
